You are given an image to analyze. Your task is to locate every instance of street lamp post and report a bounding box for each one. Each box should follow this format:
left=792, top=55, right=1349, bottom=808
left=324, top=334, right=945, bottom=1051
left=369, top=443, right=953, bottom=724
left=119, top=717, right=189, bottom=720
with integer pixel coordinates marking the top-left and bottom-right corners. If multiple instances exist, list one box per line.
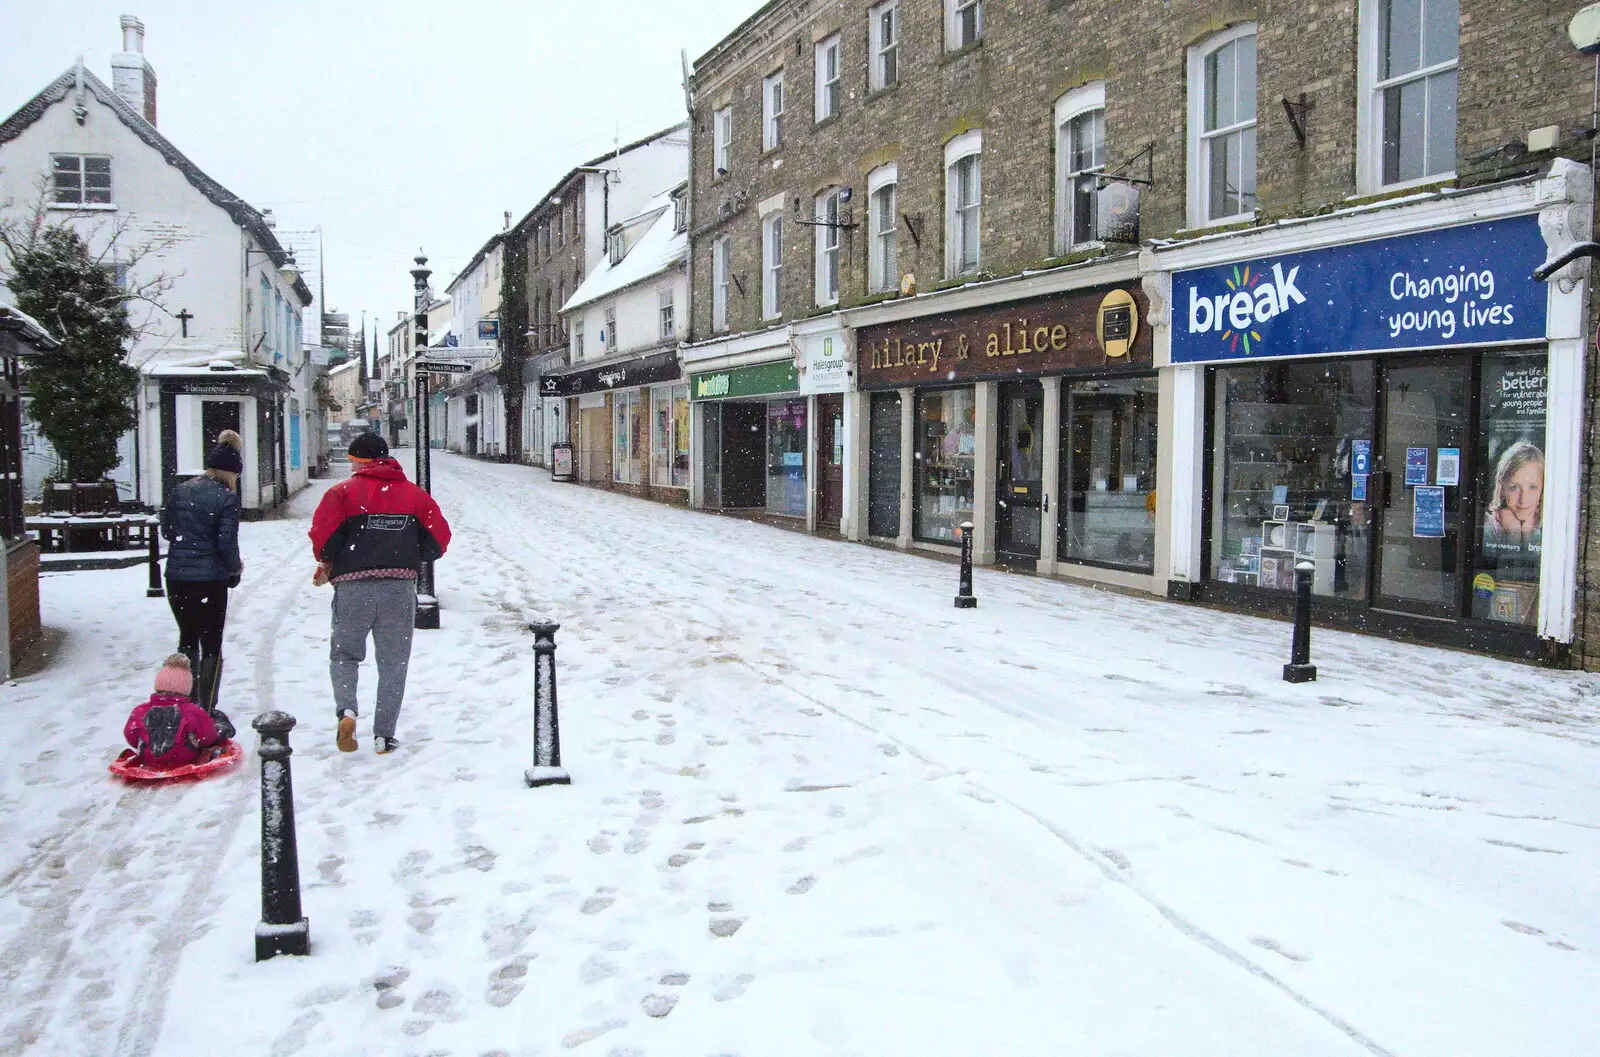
left=410, top=253, right=440, bottom=630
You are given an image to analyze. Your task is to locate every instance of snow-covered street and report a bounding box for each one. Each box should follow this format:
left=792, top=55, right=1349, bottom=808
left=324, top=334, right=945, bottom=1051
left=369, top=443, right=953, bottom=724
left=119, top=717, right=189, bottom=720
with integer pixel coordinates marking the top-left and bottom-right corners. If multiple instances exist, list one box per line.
left=1, top=450, right=1596, bottom=1056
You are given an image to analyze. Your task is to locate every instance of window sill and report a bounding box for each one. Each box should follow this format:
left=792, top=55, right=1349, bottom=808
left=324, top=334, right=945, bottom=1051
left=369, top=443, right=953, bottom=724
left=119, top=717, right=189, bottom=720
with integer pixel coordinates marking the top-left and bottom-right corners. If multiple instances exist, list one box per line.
left=1353, top=173, right=1457, bottom=200
left=813, top=113, right=841, bottom=132
left=760, top=144, right=783, bottom=159
left=939, top=38, right=984, bottom=66
left=1183, top=210, right=1257, bottom=233
left=865, top=81, right=900, bottom=105
left=49, top=202, right=116, bottom=211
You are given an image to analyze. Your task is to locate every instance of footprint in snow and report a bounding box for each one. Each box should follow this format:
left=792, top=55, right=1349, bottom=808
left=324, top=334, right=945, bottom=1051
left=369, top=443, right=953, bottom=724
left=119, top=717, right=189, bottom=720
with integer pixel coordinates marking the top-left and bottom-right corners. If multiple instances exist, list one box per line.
left=588, top=835, right=613, bottom=854
left=581, top=894, right=615, bottom=915
left=642, top=993, right=678, bottom=1018
left=268, top=1011, right=323, bottom=1056
left=713, top=973, right=755, bottom=1002
left=392, top=850, right=432, bottom=880
left=787, top=875, right=816, bottom=895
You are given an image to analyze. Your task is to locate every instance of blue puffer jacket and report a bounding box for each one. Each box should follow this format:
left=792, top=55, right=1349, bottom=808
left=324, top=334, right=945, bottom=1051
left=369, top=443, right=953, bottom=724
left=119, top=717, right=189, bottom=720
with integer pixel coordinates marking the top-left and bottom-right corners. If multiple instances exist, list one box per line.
left=161, top=475, right=242, bottom=583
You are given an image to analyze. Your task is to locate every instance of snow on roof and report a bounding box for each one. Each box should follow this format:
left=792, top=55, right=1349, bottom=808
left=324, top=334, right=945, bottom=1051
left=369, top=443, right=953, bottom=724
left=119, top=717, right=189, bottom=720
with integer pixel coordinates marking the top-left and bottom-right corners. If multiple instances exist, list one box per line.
left=562, top=192, right=685, bottom=314
left=329, top=359, right=360, bottom=376
left=0, top=303, right=59, bottom=349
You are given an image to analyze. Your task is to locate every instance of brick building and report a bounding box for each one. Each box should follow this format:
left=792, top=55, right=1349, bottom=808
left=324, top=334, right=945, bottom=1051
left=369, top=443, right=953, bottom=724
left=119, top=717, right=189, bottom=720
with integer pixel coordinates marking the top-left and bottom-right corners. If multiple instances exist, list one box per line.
left=686, top=0, right=1596, bottom=664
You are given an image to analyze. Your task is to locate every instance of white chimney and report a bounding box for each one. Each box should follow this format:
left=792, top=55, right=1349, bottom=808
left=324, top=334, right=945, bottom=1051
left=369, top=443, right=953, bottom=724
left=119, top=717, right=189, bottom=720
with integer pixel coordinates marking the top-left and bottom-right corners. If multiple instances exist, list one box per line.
left=110, top=15, right=157, bottom=126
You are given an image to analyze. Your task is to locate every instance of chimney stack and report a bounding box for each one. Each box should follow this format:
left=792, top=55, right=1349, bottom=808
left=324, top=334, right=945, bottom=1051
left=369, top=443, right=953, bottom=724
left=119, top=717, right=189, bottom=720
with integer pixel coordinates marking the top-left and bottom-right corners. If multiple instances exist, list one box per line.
left=110, top=15, right=157, bottom=126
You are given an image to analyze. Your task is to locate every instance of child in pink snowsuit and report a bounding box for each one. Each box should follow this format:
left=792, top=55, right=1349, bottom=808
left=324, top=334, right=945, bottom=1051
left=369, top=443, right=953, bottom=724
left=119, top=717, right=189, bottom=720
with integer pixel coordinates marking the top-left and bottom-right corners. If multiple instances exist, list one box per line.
left=124, top=654, right=222, bottom=769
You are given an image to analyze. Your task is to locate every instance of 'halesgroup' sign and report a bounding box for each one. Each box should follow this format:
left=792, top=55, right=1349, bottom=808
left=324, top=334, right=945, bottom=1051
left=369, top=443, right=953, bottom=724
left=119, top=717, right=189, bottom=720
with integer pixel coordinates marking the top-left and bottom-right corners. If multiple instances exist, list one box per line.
left=1170, top=215, right=1548, bottom=364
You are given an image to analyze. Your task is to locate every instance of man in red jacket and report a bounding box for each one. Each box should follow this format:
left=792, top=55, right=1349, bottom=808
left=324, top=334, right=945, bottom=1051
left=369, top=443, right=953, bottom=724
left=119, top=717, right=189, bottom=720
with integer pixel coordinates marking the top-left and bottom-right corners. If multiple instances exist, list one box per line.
left=309, top=433, right=452, bottom=754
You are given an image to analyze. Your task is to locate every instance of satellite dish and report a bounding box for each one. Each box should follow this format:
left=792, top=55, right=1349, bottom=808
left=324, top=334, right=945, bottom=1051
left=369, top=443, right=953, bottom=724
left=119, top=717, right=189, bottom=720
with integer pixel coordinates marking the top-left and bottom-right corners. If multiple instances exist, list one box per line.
left=1572, top=2, right=1600, bottom=54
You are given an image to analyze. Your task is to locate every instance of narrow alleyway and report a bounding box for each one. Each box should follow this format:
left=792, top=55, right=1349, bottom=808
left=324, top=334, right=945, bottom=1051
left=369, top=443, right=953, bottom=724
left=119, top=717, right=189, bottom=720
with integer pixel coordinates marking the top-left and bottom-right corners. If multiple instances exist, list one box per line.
left=0, top=451, right=1594, bottom=1056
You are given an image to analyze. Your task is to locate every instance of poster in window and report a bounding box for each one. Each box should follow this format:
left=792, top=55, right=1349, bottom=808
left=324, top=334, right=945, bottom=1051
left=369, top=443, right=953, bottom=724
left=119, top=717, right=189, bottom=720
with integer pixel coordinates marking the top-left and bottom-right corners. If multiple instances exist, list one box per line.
left=1413, top=486, right=1445, bottom=538
left=1436, top=447, right=1461, bottom=487
left=1474, top=354, right=1546, bottom=626
left=1404, top=447, right=1429, bottom=486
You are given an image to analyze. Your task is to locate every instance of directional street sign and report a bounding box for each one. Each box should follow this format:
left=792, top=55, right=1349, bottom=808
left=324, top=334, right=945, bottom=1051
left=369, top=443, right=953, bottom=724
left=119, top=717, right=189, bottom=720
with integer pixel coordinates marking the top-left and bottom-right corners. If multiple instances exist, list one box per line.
left=415, top=360, right=474, bottom=374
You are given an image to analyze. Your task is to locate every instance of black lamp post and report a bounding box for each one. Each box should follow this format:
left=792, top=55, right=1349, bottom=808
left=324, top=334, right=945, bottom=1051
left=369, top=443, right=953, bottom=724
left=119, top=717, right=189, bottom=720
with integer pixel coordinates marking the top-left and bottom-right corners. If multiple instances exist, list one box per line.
left=410, top=253, right=440, bottom=630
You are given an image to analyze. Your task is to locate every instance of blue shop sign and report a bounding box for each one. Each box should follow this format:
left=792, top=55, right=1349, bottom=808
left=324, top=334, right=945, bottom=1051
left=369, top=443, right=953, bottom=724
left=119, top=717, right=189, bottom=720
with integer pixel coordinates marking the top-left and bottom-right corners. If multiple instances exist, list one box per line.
left=1171, top=215, right=1547, bottom=364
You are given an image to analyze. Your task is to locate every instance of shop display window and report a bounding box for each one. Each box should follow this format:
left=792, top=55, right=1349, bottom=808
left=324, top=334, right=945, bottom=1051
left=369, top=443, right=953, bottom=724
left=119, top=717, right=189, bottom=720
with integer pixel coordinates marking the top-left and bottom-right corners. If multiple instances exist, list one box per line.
left=914, top=387, right=975, bottom=543
left=1061, top=376, right=1157, bottom=571
left=1471, top=351, right=1546, bottom=627
left=650, top=385, right=692, bottom=489
left=1210, top=360, right=1374, bottom=597
left=612, top=390, right=643, bottom=485
left=766, top=399, right=807, bottom=517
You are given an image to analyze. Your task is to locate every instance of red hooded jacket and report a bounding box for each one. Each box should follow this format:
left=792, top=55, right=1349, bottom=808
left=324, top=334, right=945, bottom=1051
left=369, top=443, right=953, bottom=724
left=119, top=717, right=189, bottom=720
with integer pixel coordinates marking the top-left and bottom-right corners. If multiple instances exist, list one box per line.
left=309, top=459, right=452, bottom=580
left=125, top=692, right=220, bottom=769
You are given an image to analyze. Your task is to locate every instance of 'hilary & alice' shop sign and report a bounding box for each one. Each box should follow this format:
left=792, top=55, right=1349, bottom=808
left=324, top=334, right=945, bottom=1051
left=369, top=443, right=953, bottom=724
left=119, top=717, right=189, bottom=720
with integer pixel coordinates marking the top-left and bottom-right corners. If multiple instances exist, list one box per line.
left=1170, top=215, right=1548, bottom=364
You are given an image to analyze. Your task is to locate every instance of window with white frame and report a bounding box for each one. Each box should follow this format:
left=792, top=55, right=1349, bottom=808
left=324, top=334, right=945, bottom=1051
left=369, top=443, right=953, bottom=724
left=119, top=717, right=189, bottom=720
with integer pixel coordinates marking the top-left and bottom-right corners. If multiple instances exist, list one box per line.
left=814, top=35, right=841, bottom=122
left=607, top=228, right=624, bottom=266
left=762, top=213, right=784, bottom=319
left=814, top=188, right=842, bottom=306
left=604, top=304, right=618, bottom=352
left=659, top=286, right=676, bottom=340
left=51, top=154, right=111, bottom=205
left=763, top=71, right=785, bottom=151
left=1364, top=0, right=1459, bottom=187
left=572, top=318, right=584, bottom=361
left=945, top=131, right=982, bottom=276
left=870, top=1, right=899, bottom=90
left=712, top=236, right=732, bottom=331
left=1055, top=83, right=1107, bottom=255
left=867, top=164, right=899, bottom=294
left=714, top=106, right=732, bottom=175
left=1189, top=25, right=1257, bottom=226
left=947, top=0, right=981, bottom=51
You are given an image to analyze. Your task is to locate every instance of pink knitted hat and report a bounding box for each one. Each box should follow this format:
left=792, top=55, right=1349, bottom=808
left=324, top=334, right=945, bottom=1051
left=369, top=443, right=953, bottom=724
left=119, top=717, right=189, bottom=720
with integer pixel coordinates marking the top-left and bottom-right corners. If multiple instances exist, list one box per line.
left=153, top=654, right=193, bottom=696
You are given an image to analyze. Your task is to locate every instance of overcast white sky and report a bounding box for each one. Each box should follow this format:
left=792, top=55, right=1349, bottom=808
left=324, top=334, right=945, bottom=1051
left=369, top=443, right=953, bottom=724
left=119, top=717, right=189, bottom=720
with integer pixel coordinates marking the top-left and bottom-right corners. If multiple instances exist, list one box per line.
left=3, top=0, right=760, bottom=342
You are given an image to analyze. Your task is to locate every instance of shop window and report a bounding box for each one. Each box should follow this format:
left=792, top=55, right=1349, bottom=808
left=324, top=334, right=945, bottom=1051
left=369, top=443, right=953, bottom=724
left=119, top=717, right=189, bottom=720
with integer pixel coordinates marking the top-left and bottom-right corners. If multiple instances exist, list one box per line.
left=1188, top=25, right=1257, bottom=226
left=1361, top=0, right=1459, bottom=189
left=814, top=188, right=842, bottom=306
left=51, top=154, right=112, bottom=206
left=870, top=1, right=899, bottom=90
left=1472, top=351, right=1545, bottom=627
left=1209, top=360, right=1375, bottom=597
left=763, top=214, right=784, bottom=319
left=767, top=399, right=808, bottom=517
left=763, top=70, right=785, bottom=151
left=712, top=237, right=732, bottom=331
left=914, top=387, right=975, bottom=543
left=613, top=389, right=644, bottom=484
left=1054, top=83, right=1106, bottom=255
left=945, top=131, right=982, bottom=277
left=714, top=107, right=732, bottom=175
left=947, top=0, right=981, bottom=51
left=867, top=164, right=898, bottom=294
left=1060, top=376, right=1157, bottom=572
left=651, top=384, right=692, bottom=488
left=814, top=34, right=841, bottom=122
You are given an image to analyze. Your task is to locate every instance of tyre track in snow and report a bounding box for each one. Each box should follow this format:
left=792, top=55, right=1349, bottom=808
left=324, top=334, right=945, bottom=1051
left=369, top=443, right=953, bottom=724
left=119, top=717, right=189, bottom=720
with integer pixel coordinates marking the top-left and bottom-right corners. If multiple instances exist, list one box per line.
left=428, top=455, right=1392, bottom=1056
left=0, top=509, right=314, bottom=1057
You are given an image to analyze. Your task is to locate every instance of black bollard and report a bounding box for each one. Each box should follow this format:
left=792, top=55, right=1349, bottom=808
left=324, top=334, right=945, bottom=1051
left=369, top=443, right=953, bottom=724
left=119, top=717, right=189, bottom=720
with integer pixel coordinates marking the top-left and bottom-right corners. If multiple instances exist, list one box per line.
left=146, top=520, right=163, bottom=599
left=1282, top=560, right=1318, bottom=683
left=954, top=520, right=977, bottom=609
left=524, top=621, right=571, bottom=788
left=253, top=711, right=310, bottom=960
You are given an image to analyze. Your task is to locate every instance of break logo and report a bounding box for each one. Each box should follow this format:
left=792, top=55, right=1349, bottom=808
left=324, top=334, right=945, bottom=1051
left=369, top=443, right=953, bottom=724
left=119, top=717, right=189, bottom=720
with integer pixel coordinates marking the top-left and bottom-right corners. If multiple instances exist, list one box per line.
left=1186, top=262, right=1307, bottom=356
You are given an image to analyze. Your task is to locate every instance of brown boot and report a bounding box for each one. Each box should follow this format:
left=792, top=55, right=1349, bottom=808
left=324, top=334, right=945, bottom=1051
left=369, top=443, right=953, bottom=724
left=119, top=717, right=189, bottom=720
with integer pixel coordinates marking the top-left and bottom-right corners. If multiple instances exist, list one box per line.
left=336, top=710, right=357, bottom=753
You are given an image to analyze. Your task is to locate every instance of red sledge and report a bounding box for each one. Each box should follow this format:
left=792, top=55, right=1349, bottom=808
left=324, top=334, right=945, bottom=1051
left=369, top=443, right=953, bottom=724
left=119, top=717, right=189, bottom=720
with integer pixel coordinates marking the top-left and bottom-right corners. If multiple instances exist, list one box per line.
left=110, top=739, right=244, bottom=783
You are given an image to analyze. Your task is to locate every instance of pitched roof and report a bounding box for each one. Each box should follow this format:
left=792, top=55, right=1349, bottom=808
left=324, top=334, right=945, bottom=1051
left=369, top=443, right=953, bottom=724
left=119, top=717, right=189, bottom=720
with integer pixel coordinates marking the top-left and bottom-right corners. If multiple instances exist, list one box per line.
left=562, top=191, right=685, bottom=313
left=0, top=66, right=314, bottom=306
left=445, top=232, right=503, bottom=296
left=505, top=122, right=689, bottom=239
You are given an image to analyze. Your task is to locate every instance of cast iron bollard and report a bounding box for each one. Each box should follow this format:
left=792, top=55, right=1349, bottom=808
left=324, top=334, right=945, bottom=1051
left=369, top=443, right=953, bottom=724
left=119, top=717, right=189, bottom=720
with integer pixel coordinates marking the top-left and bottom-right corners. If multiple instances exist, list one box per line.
left=145, top=521, right=164, bottom=599
left=524, top=621, right=571, bottom=788
left=1282, top=560, right=1318, bottom=683
left=954, top=521, right=977, bottom=609
left=253, top=711, right=310, bottom=960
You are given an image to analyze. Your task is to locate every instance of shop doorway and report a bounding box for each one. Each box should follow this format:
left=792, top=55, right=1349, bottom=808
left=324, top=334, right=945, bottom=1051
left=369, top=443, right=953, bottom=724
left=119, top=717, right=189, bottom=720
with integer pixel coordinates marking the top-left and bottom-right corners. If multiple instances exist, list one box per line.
left=578, top=405, right=609, bottom=481
left=1373, top=356, right=1471, bottom=617
left=816, top=395, right=844, bottom=531
left=868, top=392, right=902, bottom=538
left=995, top=380, right=1043, bottom=561
left=721, top=401, right=766, bottom=508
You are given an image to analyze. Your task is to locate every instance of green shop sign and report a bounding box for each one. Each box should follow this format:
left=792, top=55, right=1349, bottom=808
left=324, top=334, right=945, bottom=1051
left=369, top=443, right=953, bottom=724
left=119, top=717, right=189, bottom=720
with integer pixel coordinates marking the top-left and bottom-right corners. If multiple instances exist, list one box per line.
left=689, top=360, right=799, bottom=401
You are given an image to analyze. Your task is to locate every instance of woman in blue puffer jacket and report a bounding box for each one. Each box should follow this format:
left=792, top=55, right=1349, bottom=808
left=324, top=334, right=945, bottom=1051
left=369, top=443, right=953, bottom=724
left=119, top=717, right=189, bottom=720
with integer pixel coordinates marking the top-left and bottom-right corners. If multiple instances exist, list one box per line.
left=160, top=430, right=244, bottom=733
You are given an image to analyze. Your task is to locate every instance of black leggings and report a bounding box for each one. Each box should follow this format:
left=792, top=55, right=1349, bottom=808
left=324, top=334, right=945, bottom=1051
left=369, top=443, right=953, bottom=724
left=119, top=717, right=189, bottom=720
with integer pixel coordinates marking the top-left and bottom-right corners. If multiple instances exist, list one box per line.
left=167, top=579, right=230, bottom=662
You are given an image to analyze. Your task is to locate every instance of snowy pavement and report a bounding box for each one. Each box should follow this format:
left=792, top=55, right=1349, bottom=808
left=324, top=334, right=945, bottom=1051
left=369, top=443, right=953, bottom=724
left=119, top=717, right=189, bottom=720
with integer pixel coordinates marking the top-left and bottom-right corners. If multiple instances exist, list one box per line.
left=0, top=450, right=1596, bottom=1056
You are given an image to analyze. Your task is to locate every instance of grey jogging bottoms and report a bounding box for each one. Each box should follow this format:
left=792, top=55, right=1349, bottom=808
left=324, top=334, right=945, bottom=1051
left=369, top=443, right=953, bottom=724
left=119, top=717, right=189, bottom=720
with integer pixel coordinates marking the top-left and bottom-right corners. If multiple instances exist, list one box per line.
left=329, top=578, right=416, bottom=739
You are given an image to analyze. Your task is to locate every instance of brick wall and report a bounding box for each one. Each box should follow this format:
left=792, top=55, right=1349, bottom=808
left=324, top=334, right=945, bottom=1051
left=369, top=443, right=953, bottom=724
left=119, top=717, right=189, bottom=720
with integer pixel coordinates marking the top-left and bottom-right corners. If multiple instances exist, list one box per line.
left=7, top=539, right=39, bottom=664
left=689, top=0, right=1594, bottom=339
